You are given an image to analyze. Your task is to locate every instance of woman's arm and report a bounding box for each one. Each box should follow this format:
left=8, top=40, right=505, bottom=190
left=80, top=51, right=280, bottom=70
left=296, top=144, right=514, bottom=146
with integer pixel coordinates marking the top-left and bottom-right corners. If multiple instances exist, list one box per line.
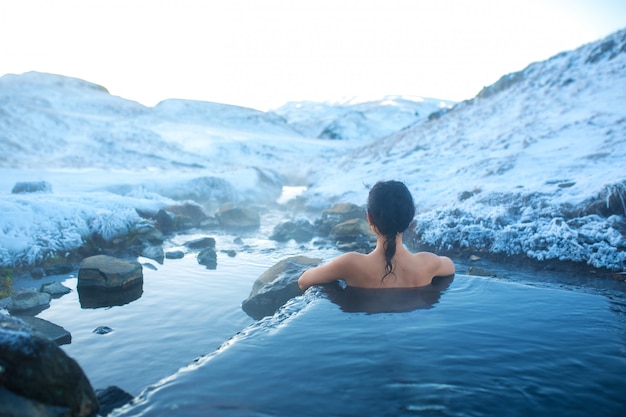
left=298, top=253, right=359, bottom=290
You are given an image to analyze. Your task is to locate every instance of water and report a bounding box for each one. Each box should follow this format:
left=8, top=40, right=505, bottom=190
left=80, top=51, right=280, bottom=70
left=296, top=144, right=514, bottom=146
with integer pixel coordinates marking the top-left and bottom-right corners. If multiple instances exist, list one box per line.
left=15, top=222, right=626, bottom=416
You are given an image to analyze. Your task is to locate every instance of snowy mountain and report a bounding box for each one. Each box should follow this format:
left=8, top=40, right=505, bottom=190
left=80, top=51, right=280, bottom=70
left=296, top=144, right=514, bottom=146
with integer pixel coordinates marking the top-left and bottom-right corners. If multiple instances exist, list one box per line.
left=306, top=28, right=626, bottom=270
left=0, top=28, right=625, bottom=271
left=273, top=96, right=454, bottom=140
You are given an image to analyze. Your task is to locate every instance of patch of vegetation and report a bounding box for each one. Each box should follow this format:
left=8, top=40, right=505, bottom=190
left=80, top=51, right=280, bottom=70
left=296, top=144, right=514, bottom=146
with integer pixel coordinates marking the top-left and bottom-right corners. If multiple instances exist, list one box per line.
left=0, top=268, right=13, bottom=298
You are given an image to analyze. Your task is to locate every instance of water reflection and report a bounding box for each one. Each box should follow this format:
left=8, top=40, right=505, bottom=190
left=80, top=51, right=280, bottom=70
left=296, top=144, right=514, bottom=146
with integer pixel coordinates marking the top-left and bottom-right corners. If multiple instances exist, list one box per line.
left=77, top=282, right=143, bottom=309
left=326, top=275, right=454, bottom=314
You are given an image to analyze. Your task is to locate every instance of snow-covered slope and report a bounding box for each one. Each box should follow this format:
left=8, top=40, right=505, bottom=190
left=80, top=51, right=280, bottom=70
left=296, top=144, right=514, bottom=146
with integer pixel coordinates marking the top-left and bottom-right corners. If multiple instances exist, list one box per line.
left=274, top=96, right=454, bottom=141
left=307, top=28, right=626, bottom=269
left=0, top=28, right=625, bottom=271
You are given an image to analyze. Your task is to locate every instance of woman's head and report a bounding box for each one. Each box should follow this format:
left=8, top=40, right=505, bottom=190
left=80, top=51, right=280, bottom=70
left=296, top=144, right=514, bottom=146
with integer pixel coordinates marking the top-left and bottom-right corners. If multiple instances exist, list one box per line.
left=367, top=180, right=415, bottom=235
left=367, top=180, right=415, bottom=281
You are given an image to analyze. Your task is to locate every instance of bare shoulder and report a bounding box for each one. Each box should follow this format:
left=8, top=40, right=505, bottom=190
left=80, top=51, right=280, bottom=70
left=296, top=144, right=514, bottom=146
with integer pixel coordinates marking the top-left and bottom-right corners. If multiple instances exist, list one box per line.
left=414, top=251, right=455, bottom=276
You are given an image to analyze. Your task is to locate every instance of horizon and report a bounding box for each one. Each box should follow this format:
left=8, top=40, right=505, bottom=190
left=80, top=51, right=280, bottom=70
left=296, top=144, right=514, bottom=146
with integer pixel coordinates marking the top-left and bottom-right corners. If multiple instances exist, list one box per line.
left=1, top=0, right=626, bottom=111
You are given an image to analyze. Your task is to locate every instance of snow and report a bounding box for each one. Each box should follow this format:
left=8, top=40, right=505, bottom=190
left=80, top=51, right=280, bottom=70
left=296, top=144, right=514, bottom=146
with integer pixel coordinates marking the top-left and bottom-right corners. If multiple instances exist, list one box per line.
left=0, top=28, right=625, bottom=271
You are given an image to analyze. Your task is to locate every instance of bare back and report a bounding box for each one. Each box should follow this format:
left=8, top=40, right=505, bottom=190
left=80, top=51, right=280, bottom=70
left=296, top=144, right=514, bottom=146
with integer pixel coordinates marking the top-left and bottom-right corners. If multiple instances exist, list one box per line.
left=298, top=238, right=455, bottom=290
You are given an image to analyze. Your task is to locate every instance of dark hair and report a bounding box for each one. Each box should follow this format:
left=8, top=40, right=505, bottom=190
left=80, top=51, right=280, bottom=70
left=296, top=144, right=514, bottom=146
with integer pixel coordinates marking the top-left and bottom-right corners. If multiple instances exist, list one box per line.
left=367, top=180, right=415, bottom=282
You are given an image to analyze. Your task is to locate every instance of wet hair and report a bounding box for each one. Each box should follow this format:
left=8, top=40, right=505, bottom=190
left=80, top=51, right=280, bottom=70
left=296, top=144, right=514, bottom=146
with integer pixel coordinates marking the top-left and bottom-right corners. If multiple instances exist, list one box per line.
left=367, top=180, right=416, bottom=282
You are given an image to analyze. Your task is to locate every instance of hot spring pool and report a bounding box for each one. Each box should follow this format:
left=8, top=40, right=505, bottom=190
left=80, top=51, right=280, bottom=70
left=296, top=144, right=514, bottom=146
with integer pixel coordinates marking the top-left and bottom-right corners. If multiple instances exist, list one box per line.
left=25, top=229, right=626, bottom=417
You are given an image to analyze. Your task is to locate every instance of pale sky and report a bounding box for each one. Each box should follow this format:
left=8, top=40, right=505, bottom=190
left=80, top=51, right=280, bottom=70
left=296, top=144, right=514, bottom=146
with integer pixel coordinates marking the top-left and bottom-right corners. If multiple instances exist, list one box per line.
left=1, top=0, right=625, bottom=110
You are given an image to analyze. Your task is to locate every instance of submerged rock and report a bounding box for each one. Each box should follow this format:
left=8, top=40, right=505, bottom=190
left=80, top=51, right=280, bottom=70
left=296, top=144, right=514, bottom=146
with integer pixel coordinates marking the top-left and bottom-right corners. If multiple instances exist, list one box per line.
left=95, top=386, right=133, bottom=416
left=242, top=255, right=321, bottom=320
left=0, top=315, right=99, bottom=417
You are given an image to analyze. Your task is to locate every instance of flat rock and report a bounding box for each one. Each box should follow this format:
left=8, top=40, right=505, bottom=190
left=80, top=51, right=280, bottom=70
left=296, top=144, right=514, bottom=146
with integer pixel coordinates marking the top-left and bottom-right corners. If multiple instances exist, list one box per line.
left=6, top=290, right=51, bottom=314
left=78, top=255, right=143, bottom=289
left=13, top=315, right=72, bottom=345
left=40, top=281, right=72, bottom=296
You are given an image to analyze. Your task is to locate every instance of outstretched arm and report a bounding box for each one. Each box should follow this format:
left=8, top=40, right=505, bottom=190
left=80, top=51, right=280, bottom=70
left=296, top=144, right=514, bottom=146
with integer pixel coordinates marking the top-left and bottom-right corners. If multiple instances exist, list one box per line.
left=298, top=253, right=358, bottom=290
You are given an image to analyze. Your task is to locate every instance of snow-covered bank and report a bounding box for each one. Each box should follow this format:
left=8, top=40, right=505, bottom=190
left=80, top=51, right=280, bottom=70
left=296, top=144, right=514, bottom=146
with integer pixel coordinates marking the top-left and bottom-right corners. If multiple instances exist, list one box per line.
left=0, top=29, right=625, bottom=272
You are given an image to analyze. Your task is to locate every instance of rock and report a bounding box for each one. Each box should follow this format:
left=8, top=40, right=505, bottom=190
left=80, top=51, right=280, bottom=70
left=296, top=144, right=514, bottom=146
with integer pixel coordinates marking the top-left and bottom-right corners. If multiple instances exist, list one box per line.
left=164, top=202, right=215, bottom=229
left=43, top=262, right=75, bottom=276
left=135, top=224, right=164, bottom=246
left=155, top=209, right=175, bottom=234
left=242, top=256, right=321, bottom=320
left=142, top=263, right=158, bottom=271
left=77, top=255, right=143, bottom=308
left=270, top=219, right=315, bottom=242
left=0, top=315, right=99, bottom=417
left=95, top=386, right=133, bottom=416
left=6, top=290, right=51, bottom=314
left=197, top=248, right=217, bottom=269
left=11, top=181, right=52, bottom=194
left=93, top=326, right=113, bottom=335
left=30, top=267, right=45, bottom=279
left=329, top=218, right=374, bottom=242
left=78, top=255, right=143, bottom=290
left=0, top=387, right=70, bottom=417
left=466, top=266, right=499, bottom=277
left=316, top=203, right=366, bottom=235
left=221, top=249, right=237, bottom=258
left=184, top=237, right=216, bottom=249
left=216, top=205, right=260, bottom=229
left=40, top=281, right=72, bottom=297
left=141, top=245, right=164, bottom=264
left=165, top=250, right=185, bottom=260
left=13, top=315, right=72, bottom=345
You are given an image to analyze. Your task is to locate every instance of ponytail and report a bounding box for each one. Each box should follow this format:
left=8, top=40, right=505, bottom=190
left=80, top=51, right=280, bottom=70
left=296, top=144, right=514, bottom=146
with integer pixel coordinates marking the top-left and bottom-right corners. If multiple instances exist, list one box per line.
left=381, top=233, right=397, bottom=283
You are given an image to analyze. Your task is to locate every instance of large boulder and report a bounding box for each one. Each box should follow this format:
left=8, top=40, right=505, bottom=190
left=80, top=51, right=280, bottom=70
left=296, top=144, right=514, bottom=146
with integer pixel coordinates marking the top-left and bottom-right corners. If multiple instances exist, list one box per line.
left=77, top=255, right=143, bottom=289
left=242, top=256, right=321, bottom=320
left=0, top=315, right=99, bottom=417
left=77, top=255, right=143, bottom=308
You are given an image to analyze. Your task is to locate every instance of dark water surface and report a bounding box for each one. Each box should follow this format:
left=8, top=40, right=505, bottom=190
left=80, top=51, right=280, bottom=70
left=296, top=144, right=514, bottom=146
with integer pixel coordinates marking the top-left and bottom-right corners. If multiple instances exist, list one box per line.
left=109, top=273, right=626, bottom=417
left=23, top=226, right=626, bottom=417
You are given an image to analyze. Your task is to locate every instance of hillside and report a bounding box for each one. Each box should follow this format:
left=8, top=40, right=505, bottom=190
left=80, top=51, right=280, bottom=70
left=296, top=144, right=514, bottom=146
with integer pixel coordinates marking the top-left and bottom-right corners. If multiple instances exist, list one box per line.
left=306, top=28, right=626, bottom=269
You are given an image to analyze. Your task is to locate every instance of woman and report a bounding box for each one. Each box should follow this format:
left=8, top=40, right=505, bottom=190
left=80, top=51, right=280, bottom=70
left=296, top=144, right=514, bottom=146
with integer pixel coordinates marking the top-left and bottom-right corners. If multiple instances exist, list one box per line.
left=298, top=180, right=455, bottom=290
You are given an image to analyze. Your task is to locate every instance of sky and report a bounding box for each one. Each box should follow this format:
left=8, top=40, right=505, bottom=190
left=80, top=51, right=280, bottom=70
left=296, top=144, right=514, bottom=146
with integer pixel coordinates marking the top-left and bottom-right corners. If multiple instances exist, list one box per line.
left=1, top=0, right=625, bottom=111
